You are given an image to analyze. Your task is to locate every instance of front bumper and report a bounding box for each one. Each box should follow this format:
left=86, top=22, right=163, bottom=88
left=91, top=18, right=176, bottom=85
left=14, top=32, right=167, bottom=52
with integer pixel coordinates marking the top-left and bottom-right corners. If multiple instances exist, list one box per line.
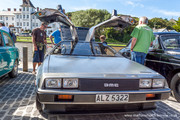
left=37, top=88, right=170, bottom=104
left=37, top=88, right=170, bottom=112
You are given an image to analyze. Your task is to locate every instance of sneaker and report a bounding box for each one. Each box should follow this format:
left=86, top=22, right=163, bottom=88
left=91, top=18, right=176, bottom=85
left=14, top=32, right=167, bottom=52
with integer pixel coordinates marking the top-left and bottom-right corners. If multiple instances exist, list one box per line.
left=32, top=71, right=36, bottom=74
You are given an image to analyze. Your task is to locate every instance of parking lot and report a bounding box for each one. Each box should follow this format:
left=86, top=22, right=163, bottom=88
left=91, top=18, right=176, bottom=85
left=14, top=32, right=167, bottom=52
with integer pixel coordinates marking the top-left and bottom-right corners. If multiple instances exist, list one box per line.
left=0, top=63, right=180, bottom=120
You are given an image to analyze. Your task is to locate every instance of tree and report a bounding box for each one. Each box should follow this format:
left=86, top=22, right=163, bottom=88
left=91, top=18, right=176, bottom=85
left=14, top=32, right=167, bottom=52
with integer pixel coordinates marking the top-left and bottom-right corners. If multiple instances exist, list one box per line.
left=68, top=9, right=111, bottom=27
left=173, top=18, right=180, bottom=32
left=148, top=18, right=168, bottom=29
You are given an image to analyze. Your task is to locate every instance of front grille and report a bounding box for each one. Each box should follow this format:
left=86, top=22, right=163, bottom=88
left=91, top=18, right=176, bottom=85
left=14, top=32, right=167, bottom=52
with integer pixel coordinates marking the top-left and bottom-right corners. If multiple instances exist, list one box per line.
left=79, top=78, right=139, bottom=91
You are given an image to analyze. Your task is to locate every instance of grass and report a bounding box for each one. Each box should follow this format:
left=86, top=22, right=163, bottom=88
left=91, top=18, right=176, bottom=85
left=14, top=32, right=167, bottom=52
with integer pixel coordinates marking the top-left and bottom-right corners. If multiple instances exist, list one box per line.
left=17, top=36, right=52, bottom=43
left=16, top=36, right=127, bottom=46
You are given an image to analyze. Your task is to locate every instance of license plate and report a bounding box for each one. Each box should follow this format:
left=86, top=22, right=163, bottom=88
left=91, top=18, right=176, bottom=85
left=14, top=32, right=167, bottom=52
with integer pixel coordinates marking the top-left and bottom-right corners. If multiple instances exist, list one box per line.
left=96, top=94, right=129, bottom=103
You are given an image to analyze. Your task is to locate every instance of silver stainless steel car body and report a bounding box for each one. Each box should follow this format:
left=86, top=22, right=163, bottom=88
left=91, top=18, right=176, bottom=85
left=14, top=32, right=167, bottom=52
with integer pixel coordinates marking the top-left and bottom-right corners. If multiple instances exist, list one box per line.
left=34, top=8, right=170, bottom=112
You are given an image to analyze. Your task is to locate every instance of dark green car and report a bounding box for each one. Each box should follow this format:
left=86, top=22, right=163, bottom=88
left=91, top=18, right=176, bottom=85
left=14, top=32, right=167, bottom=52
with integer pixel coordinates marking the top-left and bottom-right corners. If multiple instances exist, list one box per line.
left=0, top=30, right=19, bottom=78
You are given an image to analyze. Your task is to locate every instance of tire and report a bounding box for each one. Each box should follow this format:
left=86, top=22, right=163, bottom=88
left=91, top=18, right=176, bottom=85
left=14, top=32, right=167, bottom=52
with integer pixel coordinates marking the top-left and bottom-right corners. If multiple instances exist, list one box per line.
left=36, top=96, right=42, bottom=112
left=170, top=73, right=180, bottom=102
left=8, top=60, right=18, bottom=78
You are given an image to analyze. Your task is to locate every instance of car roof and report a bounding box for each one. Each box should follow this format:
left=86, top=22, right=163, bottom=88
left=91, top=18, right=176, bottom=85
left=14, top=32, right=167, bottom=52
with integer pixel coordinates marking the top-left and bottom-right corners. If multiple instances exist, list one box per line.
left=154, top=32, right=180, bottom=35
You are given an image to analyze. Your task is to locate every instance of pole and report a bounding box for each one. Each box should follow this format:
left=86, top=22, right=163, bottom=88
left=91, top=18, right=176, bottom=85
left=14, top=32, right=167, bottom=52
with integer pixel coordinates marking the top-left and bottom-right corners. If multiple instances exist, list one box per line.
left=23, top=47, right=28, bottom=72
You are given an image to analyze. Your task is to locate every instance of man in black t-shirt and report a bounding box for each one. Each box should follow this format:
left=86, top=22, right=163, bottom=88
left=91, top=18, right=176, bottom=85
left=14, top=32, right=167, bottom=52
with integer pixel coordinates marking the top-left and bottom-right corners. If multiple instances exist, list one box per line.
left=32, top=22, right=48, bottom=74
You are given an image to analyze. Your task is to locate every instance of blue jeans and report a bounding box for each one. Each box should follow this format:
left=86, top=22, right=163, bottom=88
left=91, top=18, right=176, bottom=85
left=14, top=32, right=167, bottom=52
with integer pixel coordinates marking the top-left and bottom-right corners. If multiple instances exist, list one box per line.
left=131, top=51, right=147, bottom=65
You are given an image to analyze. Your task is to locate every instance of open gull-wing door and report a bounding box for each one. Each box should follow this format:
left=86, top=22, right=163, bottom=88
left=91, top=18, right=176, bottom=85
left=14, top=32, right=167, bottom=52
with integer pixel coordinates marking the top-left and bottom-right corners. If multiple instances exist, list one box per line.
left=85, top=15, right=135, bottom=42
left=33, top=8, right=78, bottom=41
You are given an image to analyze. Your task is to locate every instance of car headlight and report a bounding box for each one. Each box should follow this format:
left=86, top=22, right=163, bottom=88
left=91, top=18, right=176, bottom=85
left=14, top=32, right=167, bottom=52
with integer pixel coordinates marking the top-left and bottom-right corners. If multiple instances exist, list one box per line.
left=45, top=79, right=62, bottom=88
left=139, top=79, right=152, bottom=88
left=63, top=78, right=78, bottom=88
left=152, top=79, right=165, bottom=88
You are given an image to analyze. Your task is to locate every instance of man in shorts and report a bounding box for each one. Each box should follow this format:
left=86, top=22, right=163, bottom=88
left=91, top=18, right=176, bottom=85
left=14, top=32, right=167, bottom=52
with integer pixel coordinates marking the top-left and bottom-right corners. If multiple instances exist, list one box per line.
left=32, top=22, right=48, bottom=74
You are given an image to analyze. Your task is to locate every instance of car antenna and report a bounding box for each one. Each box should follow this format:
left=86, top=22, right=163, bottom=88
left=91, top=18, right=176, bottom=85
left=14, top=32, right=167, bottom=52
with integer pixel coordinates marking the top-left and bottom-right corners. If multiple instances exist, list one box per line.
left=112, top=9, right=117, bottom=17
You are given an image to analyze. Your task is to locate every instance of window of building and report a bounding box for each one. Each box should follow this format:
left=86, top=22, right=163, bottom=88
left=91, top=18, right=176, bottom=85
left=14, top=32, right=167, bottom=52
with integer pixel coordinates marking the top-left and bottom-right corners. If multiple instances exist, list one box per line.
left=20, top=22, right=22, bottom=26
left=3, top=32, right=13, bottom=46
left=33, top=15, right=34, bottom=19
left=6, top=23, right=8, bottom=27
left=17, top=22, right=19, bottom=26
left=23, top=15, right=25, bottom=19
left=33, top=23, right=35, bottom=26
left=36, top=23, right=38, bottom=27
left=27, top=22, right=29, bottom=26
left=12, top=23, right=14, bottom=26
left=0, top=16, right=2, bottom=20
left=20, top=15, right=22, bottom=19
left=12, top=17, right=14, bottom=20
left=6, top=17, right=8, bottom=20
left=23, top=7, right=25, bottom=11
left=27, top=7, right=29, bottom=11
left=27, top=15, right=29, bottom=19
left=16, top=15, right=19, bottom=19
left=23, top=22, right=25, bottom=26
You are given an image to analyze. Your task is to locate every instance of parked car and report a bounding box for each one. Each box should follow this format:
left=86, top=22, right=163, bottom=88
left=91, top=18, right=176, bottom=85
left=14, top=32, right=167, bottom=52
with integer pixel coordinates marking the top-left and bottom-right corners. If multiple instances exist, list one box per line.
left=0, top=30, right=19, bottom=78
left=119, top=32, right=180, bottom=102
left=34, top=8, right=170, bottom=113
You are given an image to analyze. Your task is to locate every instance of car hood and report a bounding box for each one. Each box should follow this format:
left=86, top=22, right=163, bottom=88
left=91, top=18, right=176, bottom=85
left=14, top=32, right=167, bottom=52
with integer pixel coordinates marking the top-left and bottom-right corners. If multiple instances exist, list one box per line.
left=33, top=8, right=78, bottom=41
left=43, top=55, right=162, bottom=79
left=33, top=8, right=74, bottom=27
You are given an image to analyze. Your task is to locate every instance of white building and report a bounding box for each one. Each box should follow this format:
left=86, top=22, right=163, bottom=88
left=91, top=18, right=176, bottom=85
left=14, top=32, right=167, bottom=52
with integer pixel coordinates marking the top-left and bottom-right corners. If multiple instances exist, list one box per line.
left=0, top=0, right=59, bottom=35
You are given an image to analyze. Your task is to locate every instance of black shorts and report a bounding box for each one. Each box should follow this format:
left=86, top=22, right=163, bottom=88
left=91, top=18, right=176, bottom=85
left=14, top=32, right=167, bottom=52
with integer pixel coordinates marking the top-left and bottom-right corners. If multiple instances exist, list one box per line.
left=33, top=47, right=44, bottom=63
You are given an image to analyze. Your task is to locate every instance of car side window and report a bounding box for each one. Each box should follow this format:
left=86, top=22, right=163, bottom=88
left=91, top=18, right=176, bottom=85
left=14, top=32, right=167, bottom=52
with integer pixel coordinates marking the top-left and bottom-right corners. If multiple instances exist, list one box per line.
left=149, top=36, right=159, bottom=49
left=2, top=32, right=14, bottom=47
left=0, top=32, right=3, bottom=46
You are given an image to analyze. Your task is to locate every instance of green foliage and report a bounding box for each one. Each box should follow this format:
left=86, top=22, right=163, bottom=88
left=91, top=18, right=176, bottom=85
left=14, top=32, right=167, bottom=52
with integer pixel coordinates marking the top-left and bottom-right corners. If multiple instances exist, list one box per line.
left=68, top=9, right=111, bottom=27
left=67, top=9, right=177, bottom=43
left=173, top=18, right=180, bottom=32
left=148, top=18, right=176, bottom=30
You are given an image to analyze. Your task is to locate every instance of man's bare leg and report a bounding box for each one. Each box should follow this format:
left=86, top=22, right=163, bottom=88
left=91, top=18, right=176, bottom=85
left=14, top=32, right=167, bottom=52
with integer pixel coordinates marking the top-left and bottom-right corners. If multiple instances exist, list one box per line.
left=38, top=62, right=42, bottom=66
left=33, top=62, right=37, bottom=73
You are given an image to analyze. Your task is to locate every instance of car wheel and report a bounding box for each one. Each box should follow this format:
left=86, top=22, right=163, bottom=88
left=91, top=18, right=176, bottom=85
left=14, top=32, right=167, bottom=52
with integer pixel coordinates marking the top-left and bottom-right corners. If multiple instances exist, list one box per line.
left=8, top=60, right=18, bottom=78
left=36, top=96, right=42, bottom=112
left=171, top=73, right=180, bottom=102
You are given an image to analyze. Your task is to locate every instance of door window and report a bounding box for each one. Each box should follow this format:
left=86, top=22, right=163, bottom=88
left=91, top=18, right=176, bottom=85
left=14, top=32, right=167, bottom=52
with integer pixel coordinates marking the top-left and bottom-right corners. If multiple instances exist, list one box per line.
left=149, top=36, right=159, bottom=49
left=2, top=32, right=14, bottom=46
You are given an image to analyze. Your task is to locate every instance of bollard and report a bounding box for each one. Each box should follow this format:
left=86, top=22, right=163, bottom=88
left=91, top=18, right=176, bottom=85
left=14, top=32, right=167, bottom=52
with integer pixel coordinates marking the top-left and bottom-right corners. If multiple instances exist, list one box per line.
left=23, top=47, right=28, bottom=72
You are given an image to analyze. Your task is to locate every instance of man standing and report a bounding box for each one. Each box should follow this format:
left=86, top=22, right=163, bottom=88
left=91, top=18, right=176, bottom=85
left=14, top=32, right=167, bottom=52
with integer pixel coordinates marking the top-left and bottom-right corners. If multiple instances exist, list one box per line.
left=32, top=22, right=48, bottom=74
left=130, top=16, right=155, bottom=65
left=49, top=28, right=62, bottom=45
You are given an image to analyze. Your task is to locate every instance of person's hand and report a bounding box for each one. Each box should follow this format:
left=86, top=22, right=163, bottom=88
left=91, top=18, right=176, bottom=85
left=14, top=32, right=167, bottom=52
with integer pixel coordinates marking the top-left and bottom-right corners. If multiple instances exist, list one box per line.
left=34, top=46, right=38, bottom=51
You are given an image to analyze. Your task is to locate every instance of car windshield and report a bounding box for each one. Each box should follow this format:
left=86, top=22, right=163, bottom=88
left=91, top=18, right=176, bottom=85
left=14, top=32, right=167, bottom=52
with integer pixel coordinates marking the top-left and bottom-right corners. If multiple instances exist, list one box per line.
left=161, top=34, right=180, bottom=49
left=52, top=41, right=120, bottom=57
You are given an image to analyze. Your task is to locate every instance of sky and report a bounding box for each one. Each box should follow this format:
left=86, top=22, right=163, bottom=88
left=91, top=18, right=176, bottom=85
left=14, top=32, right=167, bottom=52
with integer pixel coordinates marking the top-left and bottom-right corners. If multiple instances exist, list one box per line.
left=1, top=0, right=180, bottom=20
